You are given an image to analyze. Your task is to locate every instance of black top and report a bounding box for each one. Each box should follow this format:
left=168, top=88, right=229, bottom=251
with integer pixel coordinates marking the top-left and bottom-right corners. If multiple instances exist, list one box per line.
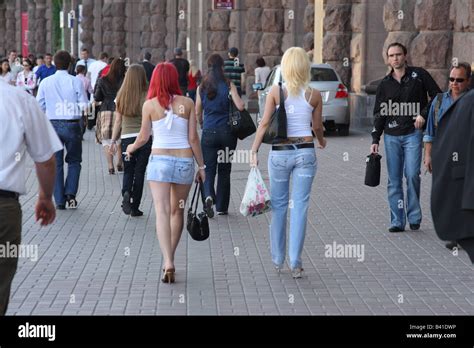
left=371, top=66, right=441, bottom=144
left=94, top=77, right=123, bottom=112
left=141, top=60, right=155, bottom=83
left=170, top=58, right=190, bottom=88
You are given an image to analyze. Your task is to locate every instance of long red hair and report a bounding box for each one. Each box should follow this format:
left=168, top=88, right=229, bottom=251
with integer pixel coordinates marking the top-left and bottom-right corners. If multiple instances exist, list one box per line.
left=147, top=62, right=182, bottom=109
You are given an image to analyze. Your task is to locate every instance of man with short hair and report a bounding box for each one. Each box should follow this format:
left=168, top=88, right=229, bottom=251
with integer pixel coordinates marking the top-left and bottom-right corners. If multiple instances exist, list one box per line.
left=370, top=42, right=441, bottom=233
left=423, top=62, right=471, bottom=251
left=87, top=52, right=108, bottom=92
left=224, top=47, right=245, bottom=96
left=8, top=50, right=23, bottom=81
left=170, top=47, right=190, bottom=96
left=0, top=75, right=62, bottom=315
left=75, top=48, right=96, bottom=75
left=141, top=52, right=155, bottom=83
left=35, top=53, right=56, bottom=84
left=36, top=50, right=88, bottom=210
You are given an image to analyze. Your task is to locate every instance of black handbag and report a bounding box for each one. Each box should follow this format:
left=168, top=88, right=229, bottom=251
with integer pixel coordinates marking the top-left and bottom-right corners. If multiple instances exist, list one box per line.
left=364, top=153, right=382, bottom=187
left=262, top=81, right=287, bottom=144
left=186, top=183, right=210, bottom=241
left=228, top=92, right=256, bottom=140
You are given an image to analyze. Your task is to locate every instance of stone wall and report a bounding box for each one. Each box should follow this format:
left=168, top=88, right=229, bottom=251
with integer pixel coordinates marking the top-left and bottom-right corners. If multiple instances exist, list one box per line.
left=4, top=1, right=17, bottom=55
left=0, top=2, right=6, bottom=56
left=80, top=0, right=95, bottom=53
left=450, top=0, right=474, bottom=76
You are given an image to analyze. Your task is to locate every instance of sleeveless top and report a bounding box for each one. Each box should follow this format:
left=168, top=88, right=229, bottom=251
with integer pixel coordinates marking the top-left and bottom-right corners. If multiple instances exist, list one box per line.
left=151, top=98, right=191, bottom=149
left=284, top=86, right=314, bottom=138
left=200, top=80, right=231, bottom=130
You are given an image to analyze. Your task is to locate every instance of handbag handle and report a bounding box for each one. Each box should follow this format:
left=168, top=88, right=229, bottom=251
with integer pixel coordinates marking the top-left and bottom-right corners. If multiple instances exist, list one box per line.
left=189, top=183, right=201, bottom=214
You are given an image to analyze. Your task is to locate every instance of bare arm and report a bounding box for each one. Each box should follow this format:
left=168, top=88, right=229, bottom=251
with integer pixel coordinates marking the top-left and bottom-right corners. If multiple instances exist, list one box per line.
left=188, top=99, right=205, bottom=168
left=111, top=112, right=122, bottom=143
left=311, top=89, right=325, bottom=147
left=230, top=83, right=245, bottom=111
left=35, top=155, right=56, bottom=226
left=195, top=86, right=203, bottom=127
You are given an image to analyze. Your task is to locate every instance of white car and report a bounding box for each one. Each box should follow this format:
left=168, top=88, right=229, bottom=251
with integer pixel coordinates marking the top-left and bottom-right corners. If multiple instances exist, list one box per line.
left=255, top=63, right=350, bottom=136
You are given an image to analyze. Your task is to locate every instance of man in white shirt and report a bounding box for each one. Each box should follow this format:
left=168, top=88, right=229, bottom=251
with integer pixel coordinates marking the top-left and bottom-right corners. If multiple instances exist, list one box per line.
left=87, top=51, right=108, bottom=92
left=0, top=76, right=62, bottom=315
left=37, top=50, right=88, bottom=210
left=75, top=48, right=96, bottom=76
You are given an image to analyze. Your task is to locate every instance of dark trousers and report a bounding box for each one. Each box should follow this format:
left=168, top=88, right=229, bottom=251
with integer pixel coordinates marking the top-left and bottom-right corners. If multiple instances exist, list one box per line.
left=201, top=129, right=238, bottom=212
left=51, top=121, right=83, bottom=206
left=121, top=137, right=152, bottom=209
left=0, top=197, right=22, bottom=315
left=458, top=238, right=474, bottom=264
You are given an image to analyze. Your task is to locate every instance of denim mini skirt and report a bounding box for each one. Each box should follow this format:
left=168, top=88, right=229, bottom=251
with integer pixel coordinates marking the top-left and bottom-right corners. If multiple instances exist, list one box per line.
left=147, top=155, right=195, bottom=185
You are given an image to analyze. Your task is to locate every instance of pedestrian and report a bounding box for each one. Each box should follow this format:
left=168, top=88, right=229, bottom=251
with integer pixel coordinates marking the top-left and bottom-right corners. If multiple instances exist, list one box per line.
left=0, top=58, right=14, bottom=85
left=125, top=63, right=206, bottom=284
left=170, top=47, right=190, bottom=96
left=187, top=59, right=201, bottom=102
left=431, top=87, right=474, bottom=264
left=195, top=54, right=245, bottom=217
left=0, top=70, right=63, bottom=315
left=423, top=62, right=472, bottom=251
left=224, top=47, right=245, bottom=96
left=254, top=57, right=271, bottom=94
left=110, top=64, right=152, bottom=217
left=370, top=42, right=441, bottom=233
left=36, top=50, right=88, bottom=210
left=250, top=47, right=326, bottom=278
left=75, top=64, right=93, bottom=136
left=33, top=55, right=44, bottom=75
left=87, top=52, right=108, bottom=92
left=94, top=57, right=126, bottom=174
left=7, top=50, right=23, bottom=81
left=75, top=48, right=96, bottom=75
left=35, top=53, right=57, bottom=85
left=16, top=58, right=37, bottom=95
left=141, top=51, right=155, bottom=83
left=68, top=54, right=78, bottom=76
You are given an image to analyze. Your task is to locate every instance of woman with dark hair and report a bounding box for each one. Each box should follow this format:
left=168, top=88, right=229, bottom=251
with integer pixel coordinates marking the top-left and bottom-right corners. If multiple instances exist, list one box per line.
left=16, top=58, right=37, bottom=94
left=0, top=58, right=14, bottom=85
left=125, top=63, right=205, bottom=283
left=195, top=54, right=245, bottom=217
left=94, top=57, right=126, bottom=174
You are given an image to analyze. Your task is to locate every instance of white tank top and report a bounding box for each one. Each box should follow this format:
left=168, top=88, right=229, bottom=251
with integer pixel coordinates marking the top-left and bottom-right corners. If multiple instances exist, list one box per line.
left=152, top=106, right=191, bottom=149
left=284, top=86, right=314, bottom=138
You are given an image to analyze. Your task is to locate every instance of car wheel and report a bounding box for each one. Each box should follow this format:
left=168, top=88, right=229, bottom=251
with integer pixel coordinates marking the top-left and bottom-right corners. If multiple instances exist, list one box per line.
left=338, top=124, right=350, bottom=136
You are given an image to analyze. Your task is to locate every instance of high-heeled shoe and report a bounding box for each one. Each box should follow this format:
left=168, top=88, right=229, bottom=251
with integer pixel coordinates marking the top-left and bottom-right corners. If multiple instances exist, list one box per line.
left=161, top=268, right=175, bottom=284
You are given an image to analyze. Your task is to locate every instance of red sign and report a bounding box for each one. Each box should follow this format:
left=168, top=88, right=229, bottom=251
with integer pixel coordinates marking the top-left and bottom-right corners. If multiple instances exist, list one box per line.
left=214, top=0, right=234, bottom=10
left=21, top=12, right=29, bottom=57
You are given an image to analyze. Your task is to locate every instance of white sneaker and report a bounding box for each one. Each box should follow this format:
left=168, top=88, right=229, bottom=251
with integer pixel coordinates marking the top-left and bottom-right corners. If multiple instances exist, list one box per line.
left=291, top=268, right=304, bottom=279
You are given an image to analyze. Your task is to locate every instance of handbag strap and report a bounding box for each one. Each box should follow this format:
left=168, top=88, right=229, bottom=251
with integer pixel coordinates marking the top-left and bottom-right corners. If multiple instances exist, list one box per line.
left=190, top=183, right=200, bottom=213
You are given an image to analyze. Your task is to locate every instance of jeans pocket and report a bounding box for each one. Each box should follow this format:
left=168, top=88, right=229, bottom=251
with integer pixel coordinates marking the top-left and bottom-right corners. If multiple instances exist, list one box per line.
left=177, top=162, right=193, bottom=179
left=270, top=155, right=288, bottom=169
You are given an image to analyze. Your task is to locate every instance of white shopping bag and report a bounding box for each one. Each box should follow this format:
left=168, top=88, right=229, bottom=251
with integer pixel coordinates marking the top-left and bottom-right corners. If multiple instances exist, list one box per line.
left=240, top=167, right=271, bottom=217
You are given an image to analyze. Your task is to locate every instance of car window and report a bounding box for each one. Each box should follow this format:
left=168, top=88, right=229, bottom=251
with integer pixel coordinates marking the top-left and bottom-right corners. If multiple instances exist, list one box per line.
left=311, top=68, right=338, bottom=82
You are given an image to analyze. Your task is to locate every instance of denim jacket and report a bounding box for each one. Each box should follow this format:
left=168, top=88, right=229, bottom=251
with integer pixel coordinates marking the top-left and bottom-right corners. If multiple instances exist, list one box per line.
left=423, top=91, right=454, bottom=143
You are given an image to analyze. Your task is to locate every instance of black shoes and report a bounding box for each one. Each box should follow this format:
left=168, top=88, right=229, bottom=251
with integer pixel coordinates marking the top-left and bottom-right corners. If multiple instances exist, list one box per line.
left=216, top=211, right=228, bottom=216
left=130, top=209, right=143, bottom=217
left=410, top=224, right=421, bottom=231
left=122, top=191, right=132, bottom=215
left=389, top=226, right=405, bottom=233
left=56, top=204, right=66, bottom=210
left=66, top=195, right=77, bottom=209
left=204, top=197, right=214, bottom=218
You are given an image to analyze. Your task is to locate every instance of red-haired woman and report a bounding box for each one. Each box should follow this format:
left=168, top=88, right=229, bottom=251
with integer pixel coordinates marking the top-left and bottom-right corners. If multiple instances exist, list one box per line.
left=125, top=63, right=206, bottom=284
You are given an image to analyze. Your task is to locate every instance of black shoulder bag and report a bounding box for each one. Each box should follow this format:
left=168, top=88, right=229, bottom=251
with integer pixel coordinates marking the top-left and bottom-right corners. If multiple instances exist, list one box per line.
left=187, top=183, right=210, bottom=241
left=228, top=88, right=257, bottom=140
left=262, top=81, right=288, bottom=144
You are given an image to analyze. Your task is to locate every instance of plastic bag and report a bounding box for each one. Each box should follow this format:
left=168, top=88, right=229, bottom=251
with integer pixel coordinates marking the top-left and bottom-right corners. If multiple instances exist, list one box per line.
left=240, top=167, right=271, bottom=217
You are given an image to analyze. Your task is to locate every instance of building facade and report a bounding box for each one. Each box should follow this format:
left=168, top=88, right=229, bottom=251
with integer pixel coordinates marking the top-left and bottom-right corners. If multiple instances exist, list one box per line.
left=0, top=0, right=472, bottom=96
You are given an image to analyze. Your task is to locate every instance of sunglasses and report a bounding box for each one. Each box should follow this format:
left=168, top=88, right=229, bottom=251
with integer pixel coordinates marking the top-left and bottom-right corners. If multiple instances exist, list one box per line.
left=449, top=77, right=466, bottom=83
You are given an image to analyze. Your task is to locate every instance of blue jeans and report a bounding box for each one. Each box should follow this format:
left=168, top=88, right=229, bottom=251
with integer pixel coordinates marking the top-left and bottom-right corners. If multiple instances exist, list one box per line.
left=268, top=148, right=317, bottom=269
left=201, top=128, right=238, bottom=213
left=384, top=130, right=423, bottom=229
left=51, top=121, right=83, bottom=206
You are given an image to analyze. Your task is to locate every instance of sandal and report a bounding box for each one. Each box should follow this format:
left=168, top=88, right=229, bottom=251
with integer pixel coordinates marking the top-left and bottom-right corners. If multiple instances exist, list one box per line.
left=117, top=164, right=124, bottom=172
left=161, top=268, right=175, bottom=284
left=109, top=168, right=115, bottom=175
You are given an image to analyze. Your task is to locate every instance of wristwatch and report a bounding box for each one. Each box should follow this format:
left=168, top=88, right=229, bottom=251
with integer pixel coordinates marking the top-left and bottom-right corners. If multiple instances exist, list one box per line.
left=199, top=165, right=206, bottom=170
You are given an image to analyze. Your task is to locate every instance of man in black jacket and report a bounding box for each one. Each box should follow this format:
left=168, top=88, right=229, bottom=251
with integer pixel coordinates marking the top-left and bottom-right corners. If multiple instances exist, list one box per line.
left=170, top=47, right=190, bottom=96
left=431, top=88, right=474, bottom=264
left=370, top=42, right=441, bottom=233
left=141, top=52, right=155, bottom=83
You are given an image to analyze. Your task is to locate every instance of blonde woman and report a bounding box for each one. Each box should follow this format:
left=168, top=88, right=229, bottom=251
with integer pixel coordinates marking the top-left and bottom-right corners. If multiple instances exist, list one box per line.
left=250, top=47, right=327, bottom=278
left=110, top=64, right=151, bottom=217
left=187, top=60, right=202, bottom=102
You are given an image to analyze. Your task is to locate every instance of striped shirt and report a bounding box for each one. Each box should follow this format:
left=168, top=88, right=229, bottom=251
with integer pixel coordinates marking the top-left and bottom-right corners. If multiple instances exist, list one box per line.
left=224, top=58, right=245, bottom=90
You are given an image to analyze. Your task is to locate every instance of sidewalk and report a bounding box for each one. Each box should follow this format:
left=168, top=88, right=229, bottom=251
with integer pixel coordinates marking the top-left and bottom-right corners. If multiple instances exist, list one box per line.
left=8, top=128, right=474, bottom=315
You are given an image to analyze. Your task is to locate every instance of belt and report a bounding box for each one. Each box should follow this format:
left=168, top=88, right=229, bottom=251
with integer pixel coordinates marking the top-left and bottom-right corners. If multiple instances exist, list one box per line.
left=0, top=190, right=19, bottom=200
left=272, top=143, right=315, bottom=151
left=51, top=119, right=80, bottom=123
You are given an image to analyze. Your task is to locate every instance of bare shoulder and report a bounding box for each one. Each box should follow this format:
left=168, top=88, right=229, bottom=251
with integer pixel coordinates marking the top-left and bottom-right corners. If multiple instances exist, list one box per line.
left=308, top=87, right=322, bottom=108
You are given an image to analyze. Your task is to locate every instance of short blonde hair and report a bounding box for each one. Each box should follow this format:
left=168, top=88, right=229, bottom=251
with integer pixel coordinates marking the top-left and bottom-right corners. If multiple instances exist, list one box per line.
left=281, top=47, right=311, bottom=97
